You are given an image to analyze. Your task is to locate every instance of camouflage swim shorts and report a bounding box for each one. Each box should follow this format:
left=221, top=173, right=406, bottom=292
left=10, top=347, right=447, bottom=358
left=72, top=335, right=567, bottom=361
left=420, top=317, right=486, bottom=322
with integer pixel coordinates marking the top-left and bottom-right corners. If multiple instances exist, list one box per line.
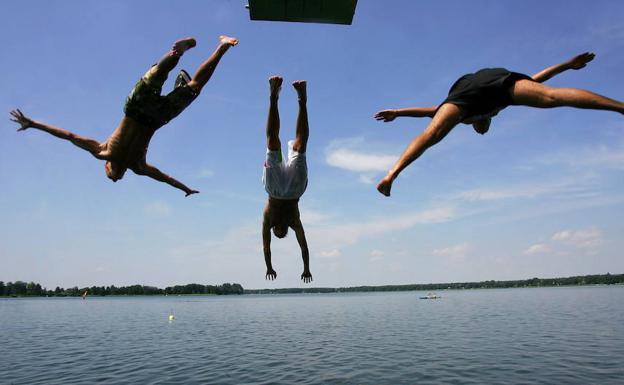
left=123, top=65, right=199, bottom=129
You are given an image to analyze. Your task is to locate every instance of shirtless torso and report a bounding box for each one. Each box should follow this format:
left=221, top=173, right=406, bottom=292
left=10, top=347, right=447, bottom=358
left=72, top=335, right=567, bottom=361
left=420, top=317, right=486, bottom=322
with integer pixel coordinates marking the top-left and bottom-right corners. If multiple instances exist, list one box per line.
left=262, top=197, right=312, bottom=282
left=99, top=117, right=155, bottom=169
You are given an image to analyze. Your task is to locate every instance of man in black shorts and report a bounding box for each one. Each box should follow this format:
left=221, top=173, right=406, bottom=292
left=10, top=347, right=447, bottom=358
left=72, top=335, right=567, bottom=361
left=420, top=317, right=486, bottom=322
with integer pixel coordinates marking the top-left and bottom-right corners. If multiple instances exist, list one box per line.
left=374, top=52, right=624, bottom=197
left=10, top=35, right=238, bottom=196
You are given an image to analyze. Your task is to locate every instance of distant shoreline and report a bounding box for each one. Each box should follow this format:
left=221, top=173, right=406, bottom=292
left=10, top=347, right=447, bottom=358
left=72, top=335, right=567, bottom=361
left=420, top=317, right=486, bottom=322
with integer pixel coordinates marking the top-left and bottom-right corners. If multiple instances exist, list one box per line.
left=245, top=282, right=624, bottom=295
left=1, top=273, right=622, bottom=298
left=244, top=273, right=624, bottom=294
left=0, top=282, right=244, bottom=298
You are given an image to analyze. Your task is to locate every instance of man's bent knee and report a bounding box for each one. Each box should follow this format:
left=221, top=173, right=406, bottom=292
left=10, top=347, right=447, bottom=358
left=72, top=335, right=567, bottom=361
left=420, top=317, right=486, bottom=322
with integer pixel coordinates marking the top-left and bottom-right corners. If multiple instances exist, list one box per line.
left=143, top=65, right=167, bottom=89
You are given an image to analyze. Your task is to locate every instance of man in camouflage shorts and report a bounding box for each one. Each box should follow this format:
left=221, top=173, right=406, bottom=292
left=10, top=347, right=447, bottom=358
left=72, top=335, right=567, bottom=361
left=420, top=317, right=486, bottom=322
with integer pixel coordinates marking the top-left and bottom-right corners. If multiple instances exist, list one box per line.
left=10, top=35, right=238, bottom=196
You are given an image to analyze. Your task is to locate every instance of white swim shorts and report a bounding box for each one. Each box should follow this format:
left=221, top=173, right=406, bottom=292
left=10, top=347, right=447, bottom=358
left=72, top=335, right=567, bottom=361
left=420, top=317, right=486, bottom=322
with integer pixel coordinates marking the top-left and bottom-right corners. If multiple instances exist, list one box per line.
left=263, top=140, right=308, bottom=199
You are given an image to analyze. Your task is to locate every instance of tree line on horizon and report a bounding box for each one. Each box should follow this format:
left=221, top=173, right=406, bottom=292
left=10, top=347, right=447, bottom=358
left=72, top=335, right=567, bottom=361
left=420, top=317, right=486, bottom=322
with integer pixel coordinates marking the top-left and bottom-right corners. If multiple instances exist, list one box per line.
left=2, top=273, right=622, bottom=297
left=244, top=273, right=624, bottom=294
left=0, top=281, right=244, bottom=297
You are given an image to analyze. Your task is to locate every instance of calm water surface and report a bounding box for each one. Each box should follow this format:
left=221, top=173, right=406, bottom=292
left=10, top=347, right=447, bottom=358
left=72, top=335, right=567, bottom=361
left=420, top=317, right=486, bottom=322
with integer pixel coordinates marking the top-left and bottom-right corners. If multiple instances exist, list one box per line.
left=1, top=286, right=623, bottom=384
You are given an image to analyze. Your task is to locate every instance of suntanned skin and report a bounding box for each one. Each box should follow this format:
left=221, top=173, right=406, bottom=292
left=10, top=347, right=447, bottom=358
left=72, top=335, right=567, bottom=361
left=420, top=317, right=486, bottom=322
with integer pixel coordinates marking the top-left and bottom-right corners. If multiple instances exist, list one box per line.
left=262, top=76, right=312, bottom=283
left=9, top=36, right=238, bottom=196
left=374, top=52, right=624, bottom=197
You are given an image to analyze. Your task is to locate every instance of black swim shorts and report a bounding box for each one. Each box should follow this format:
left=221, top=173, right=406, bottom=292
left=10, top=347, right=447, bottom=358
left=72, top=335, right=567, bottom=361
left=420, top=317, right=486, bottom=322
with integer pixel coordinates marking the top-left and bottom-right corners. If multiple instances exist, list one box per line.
left=441, top=68, right=532, bottom=119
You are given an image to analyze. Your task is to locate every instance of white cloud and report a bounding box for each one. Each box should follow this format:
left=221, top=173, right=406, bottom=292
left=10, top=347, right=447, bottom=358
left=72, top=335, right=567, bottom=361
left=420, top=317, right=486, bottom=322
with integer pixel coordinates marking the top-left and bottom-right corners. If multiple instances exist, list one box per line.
left=433, top=243, right=469, bottom=258
left=538, top=144, right=624, bottom=170
left=299, top=207, right=332, bottom=225
left=310, top=206, right=456, bottom=247
left=326, top=148, right=397, bottom=172
left=523, top=228, right=604, bottom=258
left=552, top=228, right=603, bottom=250
left=433, top=243, right=470, bottom=266
left=144, top=201, right=172, bottom=217
left=524, top=243, right=551, bottom=255
left=324, top=138, right=398, bottom=184
left=458, top=182, right=579, bottom=202
left=358, top=174, right=376, bottom=184
left=370, top=249, right=384, bottom=262
left=197, top=168, right=215, bottom=178
left=319, top=249, right=341, bottom=259
left=169, top=221, right=259, bottom=262
left=460, top=187, right=545, bottom=201
left=165, top=205, right=457, bottom=286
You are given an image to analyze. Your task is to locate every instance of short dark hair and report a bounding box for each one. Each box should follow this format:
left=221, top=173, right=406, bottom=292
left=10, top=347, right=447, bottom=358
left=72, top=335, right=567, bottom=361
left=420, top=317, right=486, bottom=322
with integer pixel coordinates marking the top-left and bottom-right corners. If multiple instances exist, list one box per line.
left=272, top=224, right=289, bottom=238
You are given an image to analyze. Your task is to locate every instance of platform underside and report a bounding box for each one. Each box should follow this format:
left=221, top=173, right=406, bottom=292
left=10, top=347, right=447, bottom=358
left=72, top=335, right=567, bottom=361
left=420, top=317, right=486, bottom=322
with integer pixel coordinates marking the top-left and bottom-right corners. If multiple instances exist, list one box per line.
left=248, top=0, right=358, bottom=25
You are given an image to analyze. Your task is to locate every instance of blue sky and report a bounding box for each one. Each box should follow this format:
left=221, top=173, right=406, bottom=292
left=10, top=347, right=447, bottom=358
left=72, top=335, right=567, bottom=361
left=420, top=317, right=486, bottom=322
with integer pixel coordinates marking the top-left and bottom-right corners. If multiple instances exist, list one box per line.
left=1, top=0, right=623, bottom=290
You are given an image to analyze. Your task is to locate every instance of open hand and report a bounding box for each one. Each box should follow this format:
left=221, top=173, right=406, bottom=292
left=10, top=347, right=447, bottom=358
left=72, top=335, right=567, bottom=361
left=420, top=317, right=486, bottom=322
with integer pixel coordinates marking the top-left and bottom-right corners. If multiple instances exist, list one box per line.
left=266, top=268, right=277, bottom=281
left=301, top=270, right=313, bottom=283
left=9, top=109, right=33, bottom=131
left=185, top=189, right=199, bottom=197
left=567, top=52, right=595, bottom=70
left=374, top=109, right=397, bottom=122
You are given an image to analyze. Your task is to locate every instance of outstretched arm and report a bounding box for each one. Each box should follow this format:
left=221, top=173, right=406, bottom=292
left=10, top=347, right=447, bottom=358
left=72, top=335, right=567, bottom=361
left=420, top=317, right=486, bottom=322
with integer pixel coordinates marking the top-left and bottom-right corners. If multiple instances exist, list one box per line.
left=375, top=107, right=438, bottom=122
left=9, top=109, right=105, bottom=158
left=292, top=221, right=312, bottom=283
left=262, top=211, right=276, bottom=280
left=531, top=52, right=595, bottom=83
left=133, top=163, right=199, bottom=196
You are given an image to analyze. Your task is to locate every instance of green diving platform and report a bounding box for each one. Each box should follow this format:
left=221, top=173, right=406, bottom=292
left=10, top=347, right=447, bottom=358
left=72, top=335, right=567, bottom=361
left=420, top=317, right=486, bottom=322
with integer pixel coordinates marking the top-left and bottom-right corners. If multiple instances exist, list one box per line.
left=247, top=0, right=358, bottom=25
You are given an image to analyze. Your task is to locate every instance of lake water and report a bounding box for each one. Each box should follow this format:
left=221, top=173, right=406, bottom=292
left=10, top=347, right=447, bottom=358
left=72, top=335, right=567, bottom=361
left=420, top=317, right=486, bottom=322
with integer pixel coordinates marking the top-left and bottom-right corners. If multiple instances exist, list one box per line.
left=1, top=286, right=623, bottom=384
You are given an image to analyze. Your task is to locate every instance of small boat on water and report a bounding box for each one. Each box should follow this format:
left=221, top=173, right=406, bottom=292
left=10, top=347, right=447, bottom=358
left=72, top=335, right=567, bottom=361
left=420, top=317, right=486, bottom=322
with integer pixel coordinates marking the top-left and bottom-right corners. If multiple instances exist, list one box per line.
left=419, top=292, right=441, bottom=300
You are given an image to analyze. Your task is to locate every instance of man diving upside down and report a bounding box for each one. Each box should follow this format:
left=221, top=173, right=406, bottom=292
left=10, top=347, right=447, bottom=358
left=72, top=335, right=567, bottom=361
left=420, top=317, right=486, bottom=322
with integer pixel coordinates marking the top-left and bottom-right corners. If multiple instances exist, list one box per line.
left=10, top=35, right=238, bottom=196
left=374, top=52, right=624, bottom=197
left=262, top=76, right=312, bottom=283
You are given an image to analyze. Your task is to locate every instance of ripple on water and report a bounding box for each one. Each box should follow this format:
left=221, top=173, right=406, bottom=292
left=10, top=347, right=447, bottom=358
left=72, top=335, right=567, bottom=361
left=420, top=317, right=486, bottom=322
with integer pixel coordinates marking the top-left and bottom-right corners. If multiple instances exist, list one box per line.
left=1, top=288, right=623, bottom=384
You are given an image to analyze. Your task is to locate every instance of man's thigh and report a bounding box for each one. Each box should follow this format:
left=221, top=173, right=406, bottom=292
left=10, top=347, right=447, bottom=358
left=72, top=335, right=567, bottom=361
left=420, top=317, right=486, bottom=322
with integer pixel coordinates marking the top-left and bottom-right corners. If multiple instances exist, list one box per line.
left=160, top=85, right=199, bottom=124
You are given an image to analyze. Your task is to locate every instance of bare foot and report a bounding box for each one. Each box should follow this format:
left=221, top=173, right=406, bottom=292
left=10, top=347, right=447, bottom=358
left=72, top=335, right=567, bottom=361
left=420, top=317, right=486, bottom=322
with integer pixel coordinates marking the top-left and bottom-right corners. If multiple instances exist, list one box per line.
left=219, top=35, right=239, bottom=47
left=292, top=80, right=307, bottom=102
left=269, top=76, right=283, bottom=97
left=377, top=176, right=393, bottom=197
left=172, top=37, right=196, bottom=55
